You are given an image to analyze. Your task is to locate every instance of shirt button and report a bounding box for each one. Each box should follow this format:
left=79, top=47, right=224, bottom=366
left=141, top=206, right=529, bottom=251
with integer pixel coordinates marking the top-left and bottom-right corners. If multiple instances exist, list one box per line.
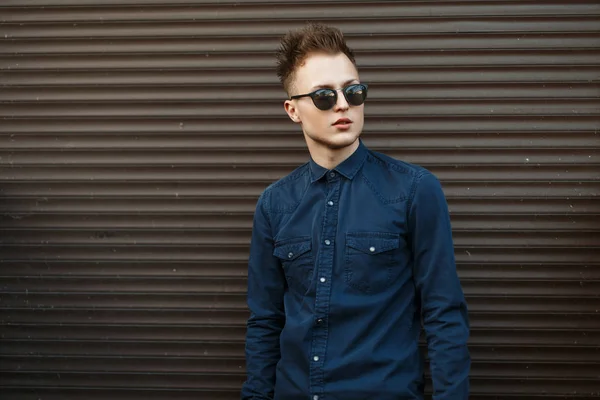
left=314, top=356, right=319, bottom=361
left=369, top=246, right=376, bottom=252
left=288, top=252, right=294, bottom=258
left=329, top=172, right=335, bottom=178
left=324, top=239, right=331, bottom=245
left=320, top=277, right=326, bottom=283
left=327, top=201, right=334, bottom=206
left=314, top=396, right=319, bottom=400
left=317, top=318, right=323, bottom=324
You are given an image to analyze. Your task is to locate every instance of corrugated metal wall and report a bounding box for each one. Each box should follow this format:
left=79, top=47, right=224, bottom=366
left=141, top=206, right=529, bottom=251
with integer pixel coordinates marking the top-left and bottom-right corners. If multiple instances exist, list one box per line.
left=1, top=1, right=599, bottom=399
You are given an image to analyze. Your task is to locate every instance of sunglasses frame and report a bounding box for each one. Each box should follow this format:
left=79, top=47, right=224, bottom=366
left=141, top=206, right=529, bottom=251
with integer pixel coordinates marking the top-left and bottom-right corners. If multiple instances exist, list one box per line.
left=290, top=83, right=368, bottom=111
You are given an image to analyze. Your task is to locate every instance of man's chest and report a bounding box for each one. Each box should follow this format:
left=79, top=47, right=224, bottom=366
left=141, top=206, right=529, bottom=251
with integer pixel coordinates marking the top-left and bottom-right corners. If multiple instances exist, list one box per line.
left=271, top=187, right=413, bottom=297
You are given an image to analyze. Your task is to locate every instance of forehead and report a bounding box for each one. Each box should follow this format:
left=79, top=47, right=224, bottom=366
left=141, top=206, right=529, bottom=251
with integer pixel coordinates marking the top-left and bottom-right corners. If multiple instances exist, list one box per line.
left=293, top=52, right=359, bottom=92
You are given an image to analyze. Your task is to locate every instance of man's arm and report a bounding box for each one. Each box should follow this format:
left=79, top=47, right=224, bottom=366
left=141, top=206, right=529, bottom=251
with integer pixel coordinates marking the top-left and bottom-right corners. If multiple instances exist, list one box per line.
left=408, top=171, right=471, bottom=399
left=241, top=191, right=286, bottom=400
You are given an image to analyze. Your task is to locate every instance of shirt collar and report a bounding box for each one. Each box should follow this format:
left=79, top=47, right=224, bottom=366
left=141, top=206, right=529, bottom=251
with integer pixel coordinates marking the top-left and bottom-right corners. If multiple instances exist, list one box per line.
left=309, top=139, right=368, bottom=183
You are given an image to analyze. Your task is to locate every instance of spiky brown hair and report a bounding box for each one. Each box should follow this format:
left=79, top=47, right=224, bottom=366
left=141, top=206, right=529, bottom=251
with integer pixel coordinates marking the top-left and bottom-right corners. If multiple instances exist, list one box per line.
left=275, top=22, right=356, bottom=96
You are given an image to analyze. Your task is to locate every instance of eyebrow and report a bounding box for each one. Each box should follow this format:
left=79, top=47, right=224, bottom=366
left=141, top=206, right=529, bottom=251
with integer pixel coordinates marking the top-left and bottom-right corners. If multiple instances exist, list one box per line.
left=310, top=78, right=358, bottom=91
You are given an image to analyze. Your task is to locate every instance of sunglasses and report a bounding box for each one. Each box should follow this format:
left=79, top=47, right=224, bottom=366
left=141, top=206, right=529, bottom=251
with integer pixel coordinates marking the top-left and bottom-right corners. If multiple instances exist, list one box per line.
left=290, top=83, right=368, bottom=111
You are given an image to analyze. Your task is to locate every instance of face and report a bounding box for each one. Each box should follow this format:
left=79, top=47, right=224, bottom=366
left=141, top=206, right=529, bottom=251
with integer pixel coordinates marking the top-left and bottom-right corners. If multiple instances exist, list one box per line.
left=284, top=52, right=365, bottom=151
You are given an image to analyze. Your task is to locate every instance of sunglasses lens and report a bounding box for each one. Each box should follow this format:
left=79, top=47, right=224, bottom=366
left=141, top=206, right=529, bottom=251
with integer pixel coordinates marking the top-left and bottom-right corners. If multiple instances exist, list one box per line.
left=311, top=89, right=337, bottom=110
left=344, top=84, right=367, bottom=106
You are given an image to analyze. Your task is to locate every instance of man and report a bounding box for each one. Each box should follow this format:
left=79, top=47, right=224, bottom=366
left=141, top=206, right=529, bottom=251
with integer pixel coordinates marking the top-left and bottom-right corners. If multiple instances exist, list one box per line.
left=241, top=22, right=470, bottom=400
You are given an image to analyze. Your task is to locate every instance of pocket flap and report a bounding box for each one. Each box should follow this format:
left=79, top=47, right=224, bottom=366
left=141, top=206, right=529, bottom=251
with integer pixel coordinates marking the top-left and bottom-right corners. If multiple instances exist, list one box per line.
left=346, top=232, right=399, bottom=255
left=273, top=238, right=312, bottom=261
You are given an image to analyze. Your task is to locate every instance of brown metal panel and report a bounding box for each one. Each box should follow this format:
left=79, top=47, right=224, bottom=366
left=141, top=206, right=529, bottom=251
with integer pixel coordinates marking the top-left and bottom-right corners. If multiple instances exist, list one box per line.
left=2, top=67, right=599, bottom=86
left=4, top=34, right=600, bottom=55
left=4, top=2, right=600, bottom=22
left=1, top=0, right=599, bottom=399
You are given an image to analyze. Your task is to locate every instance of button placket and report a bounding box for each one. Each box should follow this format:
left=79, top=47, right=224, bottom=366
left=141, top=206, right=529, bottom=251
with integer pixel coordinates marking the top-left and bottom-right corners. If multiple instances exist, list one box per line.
left=310, top=169, right=341, bottom=393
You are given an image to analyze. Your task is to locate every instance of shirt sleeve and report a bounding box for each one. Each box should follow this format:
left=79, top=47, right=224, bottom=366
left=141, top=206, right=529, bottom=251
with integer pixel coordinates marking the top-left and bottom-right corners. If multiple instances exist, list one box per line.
left=241, top=190, right=286, bottom=400
left=407, top=171, right=471, bottom=399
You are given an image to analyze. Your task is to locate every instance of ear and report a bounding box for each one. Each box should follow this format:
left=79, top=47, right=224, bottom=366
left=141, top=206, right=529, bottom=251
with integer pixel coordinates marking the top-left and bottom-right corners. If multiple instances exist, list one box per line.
left=284, top=100, right=301, bottom=124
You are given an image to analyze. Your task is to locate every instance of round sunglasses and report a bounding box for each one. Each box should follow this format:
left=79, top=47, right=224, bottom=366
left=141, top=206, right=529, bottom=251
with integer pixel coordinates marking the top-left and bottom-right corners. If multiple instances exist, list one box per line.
left=290, top=83, right=368, bottom=111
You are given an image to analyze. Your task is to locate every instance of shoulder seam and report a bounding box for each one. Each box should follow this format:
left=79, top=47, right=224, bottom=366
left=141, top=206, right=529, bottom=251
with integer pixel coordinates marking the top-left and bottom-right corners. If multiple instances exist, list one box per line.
left=407, top=170, right=429, bottom=212
left=366, top=152, right=415, bottom=176
left=269, top=163, right=309, bottom=190
left=266, top=164, right=310, bottom=214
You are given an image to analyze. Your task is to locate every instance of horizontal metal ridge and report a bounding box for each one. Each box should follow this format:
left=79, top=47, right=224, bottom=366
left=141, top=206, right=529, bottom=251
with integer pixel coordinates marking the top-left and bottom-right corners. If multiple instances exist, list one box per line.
left=0, top=183, right=597, bottom=199
left=1, top=215, right=598, bottom=230
left=2, top=50, right=600, bottom=70
left=0, top=149, right=597, bottom=164
left=3, top=82, right=599, bottom=101
left=2, top=295, right=599, bottom=314
left=1, top=358, right=600, bottom=379
left=3, top=66, right=598, bottom=85
left=1, top=375, right=598, bottom=395
left=1, top=133, right=598, bottom=150
left=3, top=20, right=600, bottom=42
left=3, top=2, right=600, bottom=22
left=0, top=0, right=595, bottom=8
left=3, top=34, right=600, bottom=56
left=2, top=173, right=593, bottom=184
left=1, top=231, right=598, bottom=248
left=1, top=340, right=597, bottom=359
left=2, top=115, right=598, bottom=131
left=2, top=311, right=598, bottom=330
left=2, top=276, right=599, bottom=292
left=0, top=261, right=597, bottom=275
left=0, top=248, right=596, bottom=264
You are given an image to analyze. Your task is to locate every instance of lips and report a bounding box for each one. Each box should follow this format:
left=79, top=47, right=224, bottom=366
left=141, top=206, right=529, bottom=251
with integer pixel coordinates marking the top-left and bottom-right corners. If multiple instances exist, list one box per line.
left=333, top=118, right=352, bottom=126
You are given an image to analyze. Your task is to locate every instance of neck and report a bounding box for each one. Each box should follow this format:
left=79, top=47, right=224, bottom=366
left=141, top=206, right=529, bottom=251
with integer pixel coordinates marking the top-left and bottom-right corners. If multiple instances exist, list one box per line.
left=306, top=137, right=360, bottom=170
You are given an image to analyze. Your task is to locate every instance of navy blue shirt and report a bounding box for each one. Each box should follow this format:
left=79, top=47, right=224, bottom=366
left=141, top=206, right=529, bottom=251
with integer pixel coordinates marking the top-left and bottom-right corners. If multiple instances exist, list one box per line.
left=241, top=140, right=470, bottom=400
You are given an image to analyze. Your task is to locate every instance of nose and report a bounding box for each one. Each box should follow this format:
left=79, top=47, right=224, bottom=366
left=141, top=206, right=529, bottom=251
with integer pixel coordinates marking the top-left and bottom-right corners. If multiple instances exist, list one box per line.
left=333, top=89, right=349, bottom=112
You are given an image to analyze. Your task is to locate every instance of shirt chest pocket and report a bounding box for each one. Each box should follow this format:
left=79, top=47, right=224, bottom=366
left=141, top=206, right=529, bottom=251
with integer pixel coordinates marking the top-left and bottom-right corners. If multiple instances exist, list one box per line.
left=273, top=237, right=314, bottom=296
left=345, top=232, right=401, bottom=294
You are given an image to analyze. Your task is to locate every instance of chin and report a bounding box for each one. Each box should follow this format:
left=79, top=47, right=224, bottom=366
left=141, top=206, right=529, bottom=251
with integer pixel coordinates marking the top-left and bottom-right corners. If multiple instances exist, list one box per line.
left=306, top=129, right=361, bottom=150
left=327, top=139, right=357, bottom=150
left=329, top=131, right=361, bottom=149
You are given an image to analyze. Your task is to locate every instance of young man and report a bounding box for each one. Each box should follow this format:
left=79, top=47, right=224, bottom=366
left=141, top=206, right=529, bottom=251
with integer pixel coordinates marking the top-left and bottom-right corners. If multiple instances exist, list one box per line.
left=241, top=23, right=470, bottom=400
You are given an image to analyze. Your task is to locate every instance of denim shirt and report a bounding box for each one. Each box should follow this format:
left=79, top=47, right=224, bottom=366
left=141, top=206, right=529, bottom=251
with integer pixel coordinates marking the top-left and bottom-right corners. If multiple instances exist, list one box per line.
left=241, top=140, right=470, bottom=400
